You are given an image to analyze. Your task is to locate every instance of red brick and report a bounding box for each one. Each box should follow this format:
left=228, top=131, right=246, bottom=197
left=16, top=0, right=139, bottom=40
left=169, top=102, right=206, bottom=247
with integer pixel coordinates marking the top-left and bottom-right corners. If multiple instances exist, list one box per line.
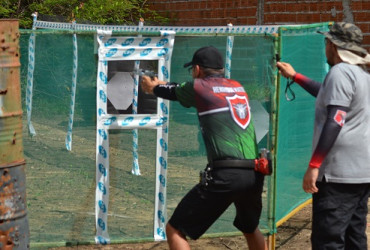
left=208, top=1, right=220, bottom=9
left=362, top=2, right=370, bottom=10
left=357, top=23, right=369, bottom=33
left=301, top=3, right=311, bottom=12
left=278, top=3, right=287, bottom=12
left=320, top=13, right=333, bottom=22
left=236, top=17, right=248, bottom=25
left=354, top=12, right=370, bottom=22
left=275, top=14, right=296, bottom=23
left=248, top=7, right=257, bottom=16
left=202, top=11, right=213, bottom=19
left=285, top=4, right=300, bottom=12
left=296, top=14, right=313, bottom=23
left=168, top=11, right=177, bottom=20
left=351, top=1, right=362, bottom=10
left=232, top=1, right=240, bottom=8
left=296, top=13, right=320, bottom=23
left=309, top=3, right=319, bottom=12
left=268, top=3, right=286, bottom=12
left=209, top=19, right=222, bottom=25
left=363, top=35, right=370, bottom=45
left=327, top=1, right=343, bottom=11
left=147, top=0, right=370, bottom=49
left=174, top=3, right=183, bottom=10
left=226, top=9, right=238, bottom=18
left=179, top=11, right=190, bottom=20
left=168, top=4, right=178, bottom=11
left=310, top=13, right=322, bottom=23
left=317, top=2, right=329, bottom=11
left=192, top=2, right=200, bottom=9
left=237, top=8, right=246, bottom=17
left=266, top=3, right=277, bottom=12
left=335, top=13, right=344, bottom=21
left=199, top=2, right=207, bottom=9
left=264, top=4, right=271, bottom=13
left=264, top=14, right=276, bottom=24
left=246, top=17, right=257, bottom=25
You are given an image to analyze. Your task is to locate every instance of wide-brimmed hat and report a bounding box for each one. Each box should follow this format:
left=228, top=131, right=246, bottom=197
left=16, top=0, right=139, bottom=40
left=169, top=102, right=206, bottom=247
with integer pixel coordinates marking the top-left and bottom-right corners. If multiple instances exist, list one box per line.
left=183, top=46, right=224, bottom=69
left=337, top=48, right=370, bottom=65
left=319, top=22, right=370, bottom=65
left=318, top=22, right=368, bottom=55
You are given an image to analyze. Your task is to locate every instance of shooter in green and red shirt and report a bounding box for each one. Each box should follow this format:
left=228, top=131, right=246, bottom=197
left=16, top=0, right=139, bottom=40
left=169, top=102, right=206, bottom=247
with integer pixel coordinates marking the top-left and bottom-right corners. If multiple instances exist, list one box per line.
left=141, top=46, right=267, bottom=250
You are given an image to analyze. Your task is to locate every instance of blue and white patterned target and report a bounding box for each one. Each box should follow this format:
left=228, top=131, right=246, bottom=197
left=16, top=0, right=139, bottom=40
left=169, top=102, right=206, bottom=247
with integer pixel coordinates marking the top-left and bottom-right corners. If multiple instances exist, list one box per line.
left=95, top=30, right=175, bottom=244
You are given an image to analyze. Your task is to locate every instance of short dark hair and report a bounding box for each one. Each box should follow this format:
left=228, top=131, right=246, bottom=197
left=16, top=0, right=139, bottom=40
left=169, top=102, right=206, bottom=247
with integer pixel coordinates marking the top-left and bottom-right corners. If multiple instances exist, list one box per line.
left=200, top=66, right=225, bottom=77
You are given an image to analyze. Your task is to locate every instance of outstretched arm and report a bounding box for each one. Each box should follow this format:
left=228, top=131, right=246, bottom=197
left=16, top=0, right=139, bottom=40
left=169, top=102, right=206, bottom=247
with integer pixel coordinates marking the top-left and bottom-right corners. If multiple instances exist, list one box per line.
left=140, top=76, right=167, bottom=94
left=277, top=62, right=321, bottom=97
left=141, top=76, right=178, bottom=100
left=302, top=105, right=349, bottom=193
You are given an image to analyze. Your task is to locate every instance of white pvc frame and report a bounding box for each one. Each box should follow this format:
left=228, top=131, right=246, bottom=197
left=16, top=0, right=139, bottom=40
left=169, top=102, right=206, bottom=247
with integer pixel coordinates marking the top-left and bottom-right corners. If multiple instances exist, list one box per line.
left=95, top=30, right=175, bottom=244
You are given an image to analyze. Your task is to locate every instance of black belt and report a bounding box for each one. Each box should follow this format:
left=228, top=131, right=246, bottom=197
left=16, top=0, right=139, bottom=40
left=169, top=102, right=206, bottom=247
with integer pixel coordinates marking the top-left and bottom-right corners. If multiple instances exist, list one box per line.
left=210, top=159, right=256, bottom=169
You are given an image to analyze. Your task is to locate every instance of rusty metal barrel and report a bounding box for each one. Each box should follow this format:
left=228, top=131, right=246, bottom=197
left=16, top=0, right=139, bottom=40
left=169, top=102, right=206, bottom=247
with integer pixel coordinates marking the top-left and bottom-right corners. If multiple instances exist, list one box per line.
left=0, top=19, right=30, bottom=249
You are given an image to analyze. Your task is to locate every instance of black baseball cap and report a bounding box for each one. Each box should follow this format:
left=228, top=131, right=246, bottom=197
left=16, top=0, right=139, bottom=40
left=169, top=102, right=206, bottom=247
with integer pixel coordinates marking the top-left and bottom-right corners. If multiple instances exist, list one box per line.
left=183, top=46, right=224, bottom=69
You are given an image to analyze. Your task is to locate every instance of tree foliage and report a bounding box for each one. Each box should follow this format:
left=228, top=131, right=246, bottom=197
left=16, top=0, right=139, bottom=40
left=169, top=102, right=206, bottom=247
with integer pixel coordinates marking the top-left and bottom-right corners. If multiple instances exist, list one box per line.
left=0, top=0, right=168, bottom=28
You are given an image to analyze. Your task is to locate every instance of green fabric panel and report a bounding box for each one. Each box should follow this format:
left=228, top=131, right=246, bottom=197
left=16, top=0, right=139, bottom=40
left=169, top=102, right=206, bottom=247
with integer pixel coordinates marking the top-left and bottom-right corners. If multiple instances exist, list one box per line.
left=17, top=23, right=330, bottom=246
left=276, top=23, right=330, bottom=223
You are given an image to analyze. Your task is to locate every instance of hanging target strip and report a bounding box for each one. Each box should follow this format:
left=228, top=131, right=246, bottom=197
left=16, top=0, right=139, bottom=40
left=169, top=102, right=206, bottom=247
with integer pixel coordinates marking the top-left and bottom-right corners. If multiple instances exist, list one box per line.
left=225, top=23, right=234, bottom=79
left=65, top=21, right=78, bottom=151
left=25, top=14, right=38, bottom=136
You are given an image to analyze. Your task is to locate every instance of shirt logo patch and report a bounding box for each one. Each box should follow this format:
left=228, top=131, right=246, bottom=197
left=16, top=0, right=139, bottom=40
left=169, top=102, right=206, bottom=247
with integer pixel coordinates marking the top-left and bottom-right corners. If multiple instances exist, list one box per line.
left=226, top=95, right=251, bottom=129
left=334, top=109, right=347, bottom=127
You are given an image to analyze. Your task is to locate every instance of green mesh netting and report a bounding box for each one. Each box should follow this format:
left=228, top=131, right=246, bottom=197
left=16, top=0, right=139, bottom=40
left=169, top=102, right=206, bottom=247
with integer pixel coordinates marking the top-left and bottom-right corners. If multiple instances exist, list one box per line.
left=17, top=22, right=329, bottom=248
left=275, top=23, right=330, bottom=223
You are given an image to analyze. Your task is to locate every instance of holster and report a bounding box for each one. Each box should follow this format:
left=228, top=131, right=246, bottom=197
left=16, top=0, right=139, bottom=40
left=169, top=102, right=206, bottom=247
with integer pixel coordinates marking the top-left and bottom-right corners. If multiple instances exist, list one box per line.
left=254, top=157, right=272, bottom=175
left=199, top=166, right=212, bottom=187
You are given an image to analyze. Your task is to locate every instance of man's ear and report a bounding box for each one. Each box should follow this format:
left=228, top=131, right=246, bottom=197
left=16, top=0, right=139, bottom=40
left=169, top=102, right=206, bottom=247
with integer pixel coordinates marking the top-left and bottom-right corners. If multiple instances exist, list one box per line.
left=193, top=65, right=201, bottom=77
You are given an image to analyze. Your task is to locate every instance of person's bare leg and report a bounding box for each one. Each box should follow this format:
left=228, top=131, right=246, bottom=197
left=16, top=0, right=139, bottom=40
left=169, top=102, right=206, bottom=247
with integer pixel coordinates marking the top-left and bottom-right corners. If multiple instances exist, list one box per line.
left=166, top=223, right=191, bottom=250
left=243, top=227, right=268, bottom=250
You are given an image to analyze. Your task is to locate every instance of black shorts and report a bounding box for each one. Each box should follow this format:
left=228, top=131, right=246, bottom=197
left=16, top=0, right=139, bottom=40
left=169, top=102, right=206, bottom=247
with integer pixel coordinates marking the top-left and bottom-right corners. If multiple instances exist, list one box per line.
left=312, top=181, right=370, bottom=250
left=168, top=167, right=265, bottom=240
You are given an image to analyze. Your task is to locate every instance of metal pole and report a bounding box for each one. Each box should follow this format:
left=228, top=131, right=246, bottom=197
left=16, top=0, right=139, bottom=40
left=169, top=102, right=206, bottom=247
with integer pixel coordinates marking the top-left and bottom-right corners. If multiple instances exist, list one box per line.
left=0, top=19, right=30, bottom=249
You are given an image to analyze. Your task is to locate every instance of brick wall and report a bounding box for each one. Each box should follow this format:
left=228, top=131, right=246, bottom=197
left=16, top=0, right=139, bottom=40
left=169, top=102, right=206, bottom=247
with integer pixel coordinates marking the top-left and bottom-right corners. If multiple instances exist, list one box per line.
left=148, top=0, right=370, bottom=52
left=148, top=0, right=259, bottom=26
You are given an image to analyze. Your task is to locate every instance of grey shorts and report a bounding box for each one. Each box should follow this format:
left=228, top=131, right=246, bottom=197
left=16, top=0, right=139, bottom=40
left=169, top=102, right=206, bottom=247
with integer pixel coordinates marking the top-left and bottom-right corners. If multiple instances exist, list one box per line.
left=168, top=168, right=265, bottom=240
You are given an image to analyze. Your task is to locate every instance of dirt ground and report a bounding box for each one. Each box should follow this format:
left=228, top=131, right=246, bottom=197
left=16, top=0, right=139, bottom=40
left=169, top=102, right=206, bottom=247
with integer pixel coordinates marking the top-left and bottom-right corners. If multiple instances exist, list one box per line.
left=51, top=201, right=370, bottom=250
left=23, top=121, right=370, bottom=250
